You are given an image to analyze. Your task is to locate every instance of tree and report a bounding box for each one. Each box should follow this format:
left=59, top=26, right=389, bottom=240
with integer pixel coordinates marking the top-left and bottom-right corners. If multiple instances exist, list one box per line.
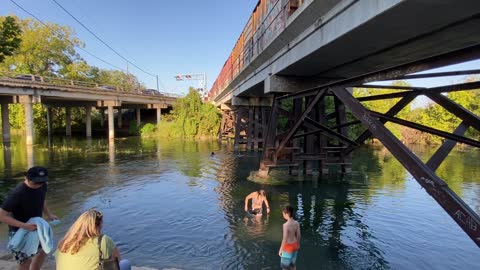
left=90, top=69, right=145, bottom=92
left=0, top=17, right=82, bottom=76
left=353, top=81, right=412, bottom=139
left=157, top=87, right=221, bottom=138
left=0, top=16, right=22, bottom=63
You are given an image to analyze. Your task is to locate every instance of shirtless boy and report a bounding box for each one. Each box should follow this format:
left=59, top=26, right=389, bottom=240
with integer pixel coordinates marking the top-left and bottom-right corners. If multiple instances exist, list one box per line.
left=279, top=205, right=301, bottom=270
left=244, top=190, right=270, bottom=215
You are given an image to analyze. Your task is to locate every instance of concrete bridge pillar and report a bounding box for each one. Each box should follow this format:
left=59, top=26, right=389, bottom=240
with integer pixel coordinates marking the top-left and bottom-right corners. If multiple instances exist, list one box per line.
left=19, top=95, right=34, bottom=145
left=85, top=106, right=92, bottom=137
left=156, top=108, right=161, bottom=125
left=108, top=105, right=114, bottom=140
left=117, top=109, right=122, bottom=128
left=136, top=109, right=141, bottom=125
left=46, top=108, right=53, bottom=138
left=97, top=100, right=121, bottom=141
left=1, top=101, right=10, bottom=144
left=65, top=107, right=72, bottom=136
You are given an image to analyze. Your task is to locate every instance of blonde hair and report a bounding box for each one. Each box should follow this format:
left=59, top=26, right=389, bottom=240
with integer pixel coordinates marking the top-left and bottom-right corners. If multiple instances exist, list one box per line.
left=58, top=209, right=103, bottom=254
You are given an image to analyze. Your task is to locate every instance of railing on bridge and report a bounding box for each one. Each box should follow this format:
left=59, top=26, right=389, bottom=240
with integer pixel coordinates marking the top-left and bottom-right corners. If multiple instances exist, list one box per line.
left=207, top=0, right=304, bottom=101
left=0, top=70, right=183, bottom=98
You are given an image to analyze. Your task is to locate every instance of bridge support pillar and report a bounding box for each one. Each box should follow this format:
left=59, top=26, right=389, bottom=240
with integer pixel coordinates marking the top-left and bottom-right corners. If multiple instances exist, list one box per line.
left=65, top=107, right=72, bottom=137
left=85, top=106, right=92, bottom=137
left=231, top=97, right=271, bottom=151
left=46, top=108, right=53, bottom=139
left=219, top=104, right=235, bottom=141
left=1, top=101, right=10, bottom=144
left=108, top=105, right=114, bottom=140
left=97, top=100, right=121, bottom=140
left=136, top=109, right=141, bottom=125
left=19, top=95, right=35, bottom=145
left=156, top=108, right=161, bottom=125
left=118, top=109, right=122, bottom=128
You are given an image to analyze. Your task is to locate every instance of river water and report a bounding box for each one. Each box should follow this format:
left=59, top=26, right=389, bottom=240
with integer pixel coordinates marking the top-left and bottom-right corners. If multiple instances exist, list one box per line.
left=0, top=135, right=479, bottom=269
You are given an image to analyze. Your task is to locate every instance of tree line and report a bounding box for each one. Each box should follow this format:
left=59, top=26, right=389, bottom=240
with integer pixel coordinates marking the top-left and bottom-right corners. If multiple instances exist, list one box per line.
left=352, top=79, right=480, bottom=145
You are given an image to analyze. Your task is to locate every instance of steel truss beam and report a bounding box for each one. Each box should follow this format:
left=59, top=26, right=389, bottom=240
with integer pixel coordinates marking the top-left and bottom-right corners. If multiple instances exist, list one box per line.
left=368, top=111, right=480, bottom=148
left=252, top=44, right=480, bottom=247
left=382, top=69, right=480, bottom=81
left=426, top=121, right=469, bottom=172
left=332, top=86, right=480, bottom=248
left=356, top=81, right=480, bottom=102
left=274, top=89, right=327, bottom=159
left=234, top=106, right=269, bottom=151
left=259, top=88, right=354, bottom=176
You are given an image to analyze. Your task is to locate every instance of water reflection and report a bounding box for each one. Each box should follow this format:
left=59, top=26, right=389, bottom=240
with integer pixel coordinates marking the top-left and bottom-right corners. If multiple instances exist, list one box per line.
left=109, top=140, right=115, bottom=165
left=210, top=148, right=388, bottom=269
left=2, top=144, right=12, bottom=179
left=26, top=143, right=34, bottom=168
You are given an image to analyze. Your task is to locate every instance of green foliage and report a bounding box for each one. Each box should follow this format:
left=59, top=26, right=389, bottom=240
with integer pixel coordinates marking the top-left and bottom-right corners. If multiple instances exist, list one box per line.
left=140, top=123, right=157, bottom=136
left=0, top=16, right=22, bottom=63
left=353, top=81, right=412, bottom=139
left=0, top=17, right=81, bottom=76
left=90, top=68, right=145, bottom=92
left=128, top=120, right=140, bottom=135
left=159, top=88, right=221, bottom=138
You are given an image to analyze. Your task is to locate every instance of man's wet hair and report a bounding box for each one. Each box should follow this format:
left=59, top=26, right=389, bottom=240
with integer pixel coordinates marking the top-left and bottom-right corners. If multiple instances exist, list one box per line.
left=282, top=205, right=294, bottom=218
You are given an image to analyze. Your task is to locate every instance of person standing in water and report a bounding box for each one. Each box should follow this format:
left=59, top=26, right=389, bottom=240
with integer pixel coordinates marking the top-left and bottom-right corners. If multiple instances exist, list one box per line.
left=244, top=190, right=270, bottom=215
left=279, top=205, right=301, bottom=270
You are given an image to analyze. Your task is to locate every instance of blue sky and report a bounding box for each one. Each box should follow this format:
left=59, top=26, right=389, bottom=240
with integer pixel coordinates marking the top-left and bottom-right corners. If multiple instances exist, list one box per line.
left=2, top=0, right=479, bottom=99
left=2, top=0, right=258, bottom=94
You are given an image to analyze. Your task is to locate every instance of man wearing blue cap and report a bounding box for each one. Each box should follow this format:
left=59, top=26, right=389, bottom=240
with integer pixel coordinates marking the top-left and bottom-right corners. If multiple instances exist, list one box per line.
left=0, top=166, right=57, bottom=270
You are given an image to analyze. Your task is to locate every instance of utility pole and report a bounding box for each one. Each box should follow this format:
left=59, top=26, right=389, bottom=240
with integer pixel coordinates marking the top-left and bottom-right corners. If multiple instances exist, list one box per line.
left=174, top=73, right=207, bottom=98
left=156, top=75, right=159, bottom=91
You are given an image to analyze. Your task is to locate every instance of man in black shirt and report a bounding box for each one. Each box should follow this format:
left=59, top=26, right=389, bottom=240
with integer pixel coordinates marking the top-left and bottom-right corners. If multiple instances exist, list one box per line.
left=0, top=166, right=57, bottom=270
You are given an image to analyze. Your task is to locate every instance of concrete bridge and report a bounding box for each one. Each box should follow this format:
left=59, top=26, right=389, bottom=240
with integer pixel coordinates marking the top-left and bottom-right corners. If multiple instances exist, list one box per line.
left=0, top=72, right=179, bottom=145
left=209, top=0, right=480, bottom=247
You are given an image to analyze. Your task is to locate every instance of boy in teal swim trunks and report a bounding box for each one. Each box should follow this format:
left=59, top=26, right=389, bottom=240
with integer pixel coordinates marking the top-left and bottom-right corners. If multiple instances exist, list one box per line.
left=279, top=205, right=301, bottom=270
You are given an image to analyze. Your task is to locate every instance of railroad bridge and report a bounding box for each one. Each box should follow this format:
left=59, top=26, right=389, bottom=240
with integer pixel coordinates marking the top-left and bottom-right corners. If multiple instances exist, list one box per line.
left=208, top=0, right=480, bottom=246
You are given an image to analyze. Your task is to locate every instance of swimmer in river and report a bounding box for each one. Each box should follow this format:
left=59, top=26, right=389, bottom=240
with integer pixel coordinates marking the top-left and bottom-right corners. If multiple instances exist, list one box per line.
left=244, top=190, right=270, bottom=215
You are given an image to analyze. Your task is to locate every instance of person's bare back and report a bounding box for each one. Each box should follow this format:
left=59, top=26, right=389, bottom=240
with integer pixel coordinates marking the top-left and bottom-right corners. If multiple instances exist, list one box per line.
left=283, top=219, right=300, bottom=244
left=279, top=205, right=301, bottom=270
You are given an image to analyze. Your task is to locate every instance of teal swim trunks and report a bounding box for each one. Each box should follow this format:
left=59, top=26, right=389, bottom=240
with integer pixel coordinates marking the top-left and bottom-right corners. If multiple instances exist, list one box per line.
left=281, top=251, right=298, bottom=269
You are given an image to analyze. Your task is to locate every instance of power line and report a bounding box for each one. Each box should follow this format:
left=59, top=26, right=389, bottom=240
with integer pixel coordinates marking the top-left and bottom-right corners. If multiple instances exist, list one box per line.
left=8, top=0, right=125, bottom=71
left=51, top=0, right=156, bottom=78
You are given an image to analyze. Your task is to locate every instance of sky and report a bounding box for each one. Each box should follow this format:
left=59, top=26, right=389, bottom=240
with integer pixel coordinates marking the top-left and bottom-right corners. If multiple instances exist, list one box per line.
left=1, top=0, right=258, bottom=94
left=1, top=0, right=479, bottom=100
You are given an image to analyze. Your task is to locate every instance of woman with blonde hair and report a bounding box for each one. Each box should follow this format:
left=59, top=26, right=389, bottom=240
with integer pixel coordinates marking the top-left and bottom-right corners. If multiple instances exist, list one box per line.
left=56, top=209, right=130, bottom=270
